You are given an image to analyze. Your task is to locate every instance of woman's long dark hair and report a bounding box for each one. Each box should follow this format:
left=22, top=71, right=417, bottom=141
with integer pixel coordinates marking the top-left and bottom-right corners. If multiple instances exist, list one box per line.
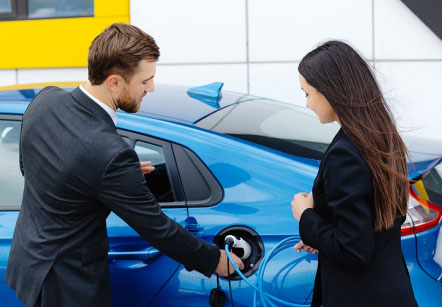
left=298, top=40, right=409, bottom=231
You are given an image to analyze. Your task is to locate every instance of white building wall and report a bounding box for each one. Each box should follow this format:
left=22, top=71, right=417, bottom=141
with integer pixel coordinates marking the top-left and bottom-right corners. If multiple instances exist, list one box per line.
left=0, top=70, right=15, bottom=87
left=17, top=68, right=88, bottom=84
left=1, top=0, right=441, bottom=139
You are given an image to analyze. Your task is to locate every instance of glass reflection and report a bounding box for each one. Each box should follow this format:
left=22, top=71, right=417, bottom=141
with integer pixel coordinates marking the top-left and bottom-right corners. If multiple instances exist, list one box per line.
left=0, top=120, right=23, bottom=209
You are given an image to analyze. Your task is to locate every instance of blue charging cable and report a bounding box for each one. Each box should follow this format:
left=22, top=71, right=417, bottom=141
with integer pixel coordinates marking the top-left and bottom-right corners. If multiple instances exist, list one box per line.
left=224, top=236, right=311, bottom=307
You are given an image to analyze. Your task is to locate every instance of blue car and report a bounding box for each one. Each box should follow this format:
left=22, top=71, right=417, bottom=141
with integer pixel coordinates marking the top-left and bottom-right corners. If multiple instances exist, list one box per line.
left=0, top=82, right=441, bottom=306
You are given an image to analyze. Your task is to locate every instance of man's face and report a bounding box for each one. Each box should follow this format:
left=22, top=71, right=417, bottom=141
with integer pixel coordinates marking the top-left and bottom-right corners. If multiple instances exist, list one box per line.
left=117, top=60, right=156, bottom=113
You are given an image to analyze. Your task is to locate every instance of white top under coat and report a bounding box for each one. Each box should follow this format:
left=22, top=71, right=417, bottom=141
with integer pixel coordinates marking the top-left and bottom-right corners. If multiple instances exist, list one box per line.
left=79, top=84, right=118, bottom=126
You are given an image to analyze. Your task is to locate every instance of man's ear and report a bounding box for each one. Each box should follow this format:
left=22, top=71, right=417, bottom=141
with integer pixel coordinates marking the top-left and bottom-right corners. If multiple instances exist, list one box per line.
left=106, top=74, right=123, bottom=93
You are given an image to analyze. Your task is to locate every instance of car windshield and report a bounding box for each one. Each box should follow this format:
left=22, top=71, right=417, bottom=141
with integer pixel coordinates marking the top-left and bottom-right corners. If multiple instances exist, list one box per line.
left=195, top=99, right=340, bottom=160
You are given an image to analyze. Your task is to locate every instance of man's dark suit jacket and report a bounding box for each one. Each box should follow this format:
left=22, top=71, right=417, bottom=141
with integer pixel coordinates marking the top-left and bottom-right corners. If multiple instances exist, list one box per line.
left=300, top=128, right=417, bottom=307
left=5, top=87, right=220, bottom=306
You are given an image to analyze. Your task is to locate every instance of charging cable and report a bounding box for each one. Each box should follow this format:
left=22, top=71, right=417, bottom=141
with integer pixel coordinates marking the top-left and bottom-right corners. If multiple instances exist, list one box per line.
left=224, top=236, right=311, bottom=307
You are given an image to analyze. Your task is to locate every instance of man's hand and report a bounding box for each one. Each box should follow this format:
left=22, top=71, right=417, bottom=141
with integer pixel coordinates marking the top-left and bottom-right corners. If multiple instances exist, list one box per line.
left=216, top=250, right=244, bottom=277
left=291, top=192, right=314, bottom=221
left=140, top=161, right=155, bottom=175
left=294, top=240, right=318, bottom=254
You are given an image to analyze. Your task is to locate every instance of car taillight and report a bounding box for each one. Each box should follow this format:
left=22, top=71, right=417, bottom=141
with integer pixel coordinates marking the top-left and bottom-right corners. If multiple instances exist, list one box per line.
left=401, top=185, right=442, bottom=236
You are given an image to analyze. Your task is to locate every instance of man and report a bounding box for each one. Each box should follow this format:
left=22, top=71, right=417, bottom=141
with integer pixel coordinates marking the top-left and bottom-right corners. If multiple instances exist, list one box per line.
left=6, top=23, right=243, bottom=306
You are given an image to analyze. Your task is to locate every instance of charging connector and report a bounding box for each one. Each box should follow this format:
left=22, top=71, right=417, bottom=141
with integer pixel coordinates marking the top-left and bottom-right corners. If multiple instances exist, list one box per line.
left=224, top=235, right=252, bottom=260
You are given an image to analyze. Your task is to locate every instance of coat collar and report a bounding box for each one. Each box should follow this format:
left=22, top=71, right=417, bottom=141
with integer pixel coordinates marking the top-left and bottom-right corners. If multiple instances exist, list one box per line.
left=70, top=87, right=116, bottom=129
left=323, top=128, right=346, bottom=157
left=331, top=127, right=346, bottom=146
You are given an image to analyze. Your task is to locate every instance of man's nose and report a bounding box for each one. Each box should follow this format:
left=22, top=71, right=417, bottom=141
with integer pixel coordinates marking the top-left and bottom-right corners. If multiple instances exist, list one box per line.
left=146, top=80, right=155, bottom=93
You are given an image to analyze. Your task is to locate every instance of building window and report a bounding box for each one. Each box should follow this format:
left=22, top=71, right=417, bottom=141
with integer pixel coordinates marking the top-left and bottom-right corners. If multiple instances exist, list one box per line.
left=28, top=0, right=93, bottom=19
left=0, top=0, right=12, bottom=13
left=0, top=0, right=94, bottom=21
left=0, top=0, right=15, bottom=19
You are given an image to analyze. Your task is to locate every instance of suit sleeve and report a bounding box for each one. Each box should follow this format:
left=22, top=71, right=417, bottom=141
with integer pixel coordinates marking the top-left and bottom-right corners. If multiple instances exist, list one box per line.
left=97, top=147, right=220, bottom=277
left=19, top=86, right=53, bottom=176
left=299, top=144, right=375, bottom=267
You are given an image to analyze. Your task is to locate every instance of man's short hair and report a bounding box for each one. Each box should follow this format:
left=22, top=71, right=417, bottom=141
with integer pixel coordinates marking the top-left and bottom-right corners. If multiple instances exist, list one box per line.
left=88, top=23, right=160, bottom=85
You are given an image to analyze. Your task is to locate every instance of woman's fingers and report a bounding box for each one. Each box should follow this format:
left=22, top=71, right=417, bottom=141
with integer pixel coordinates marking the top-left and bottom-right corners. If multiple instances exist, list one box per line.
left=294, top=241, right=305, bottom=253
left=294, top=243, right=318, bottom=254
left=304, top=246, right=318, bottom=254
left=294, top=240, right=318, bottom=254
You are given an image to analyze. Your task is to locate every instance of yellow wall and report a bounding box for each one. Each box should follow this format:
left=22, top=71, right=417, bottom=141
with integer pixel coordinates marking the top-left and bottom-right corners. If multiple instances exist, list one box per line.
left=0, top=0, right=129, bottom=69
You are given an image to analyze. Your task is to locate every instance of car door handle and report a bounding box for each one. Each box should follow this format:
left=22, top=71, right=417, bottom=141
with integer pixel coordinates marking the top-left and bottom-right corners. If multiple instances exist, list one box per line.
left=108, top=247, right=161, bottom=262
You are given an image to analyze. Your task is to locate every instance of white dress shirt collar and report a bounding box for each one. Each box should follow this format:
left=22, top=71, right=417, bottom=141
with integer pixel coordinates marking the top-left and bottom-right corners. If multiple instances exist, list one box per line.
left=79, top=84, right=118, bottom=126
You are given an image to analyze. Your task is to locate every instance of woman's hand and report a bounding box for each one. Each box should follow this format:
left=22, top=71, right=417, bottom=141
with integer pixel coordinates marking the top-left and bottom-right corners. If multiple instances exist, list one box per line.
left=294, top=240, right=318, bottom=254
left=291, top=192, right=314, bottom=221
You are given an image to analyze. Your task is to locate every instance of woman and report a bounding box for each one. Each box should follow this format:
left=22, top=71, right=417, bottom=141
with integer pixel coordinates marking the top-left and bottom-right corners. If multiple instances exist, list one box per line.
left=291, top=41, right=417, bottom=307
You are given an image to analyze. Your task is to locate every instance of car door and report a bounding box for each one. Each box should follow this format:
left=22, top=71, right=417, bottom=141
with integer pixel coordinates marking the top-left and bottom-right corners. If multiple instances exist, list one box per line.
left=108, top=130, right=191, bottom=306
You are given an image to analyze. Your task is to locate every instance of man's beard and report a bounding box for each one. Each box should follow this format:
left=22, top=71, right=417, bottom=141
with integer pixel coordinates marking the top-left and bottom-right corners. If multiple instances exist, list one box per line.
left=117, top=88, right=140, bottom=113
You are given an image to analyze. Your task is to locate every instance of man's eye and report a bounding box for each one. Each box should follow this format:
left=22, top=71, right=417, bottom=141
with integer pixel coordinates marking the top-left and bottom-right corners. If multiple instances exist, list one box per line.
left=305, top=93, right=309, bottom=97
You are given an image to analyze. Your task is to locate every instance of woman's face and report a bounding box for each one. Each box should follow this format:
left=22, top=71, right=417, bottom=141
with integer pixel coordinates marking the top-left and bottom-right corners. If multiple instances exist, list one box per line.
left=299, top=73, right=338, bottom=124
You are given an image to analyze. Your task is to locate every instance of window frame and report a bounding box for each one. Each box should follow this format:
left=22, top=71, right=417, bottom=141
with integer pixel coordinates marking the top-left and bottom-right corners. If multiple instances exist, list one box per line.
left=0, top=0, right=18, bottom=20
left=171, top=144, right=223, bottom=208
left=117, top=129, right=187, bottom=208
left=0, top=0, right=94, bottom=21
left=117, top=129, right=223, bottom=208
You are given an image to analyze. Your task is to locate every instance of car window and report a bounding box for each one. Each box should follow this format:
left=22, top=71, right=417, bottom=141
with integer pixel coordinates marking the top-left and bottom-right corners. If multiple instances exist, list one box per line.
left=422, top=163, right=442, bottom=208
left=134, top=141, right=176, bottom=202
left=172, top=144, right=222, bottom=207
left=0, top=120, right=23, bottom=209
left=196, top=99, right=340, bottom=160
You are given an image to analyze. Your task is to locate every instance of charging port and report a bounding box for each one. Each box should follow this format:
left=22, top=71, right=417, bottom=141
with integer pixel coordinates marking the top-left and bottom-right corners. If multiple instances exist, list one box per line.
left=213, top=226, right=264, bottom=280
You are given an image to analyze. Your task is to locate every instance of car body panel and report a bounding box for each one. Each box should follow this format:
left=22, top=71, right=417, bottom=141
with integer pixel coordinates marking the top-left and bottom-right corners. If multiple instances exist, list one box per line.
left=415, top=224, right=442, bottom=283
left=107, top=209, right=188, bottom=306
left=0, top=212, right=24, bottom=306
left=401, top=233, right=442, bottom=306
left=408, top=158, right=442, bottom=180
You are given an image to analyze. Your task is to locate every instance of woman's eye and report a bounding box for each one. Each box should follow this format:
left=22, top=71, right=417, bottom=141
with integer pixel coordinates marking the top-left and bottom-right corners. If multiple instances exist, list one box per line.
left=305, top=93, right=309, bottom=98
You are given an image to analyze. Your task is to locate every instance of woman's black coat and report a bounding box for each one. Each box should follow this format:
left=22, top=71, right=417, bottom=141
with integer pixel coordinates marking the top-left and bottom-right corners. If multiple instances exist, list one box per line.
left=299, top=128, right=417, bottom=307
